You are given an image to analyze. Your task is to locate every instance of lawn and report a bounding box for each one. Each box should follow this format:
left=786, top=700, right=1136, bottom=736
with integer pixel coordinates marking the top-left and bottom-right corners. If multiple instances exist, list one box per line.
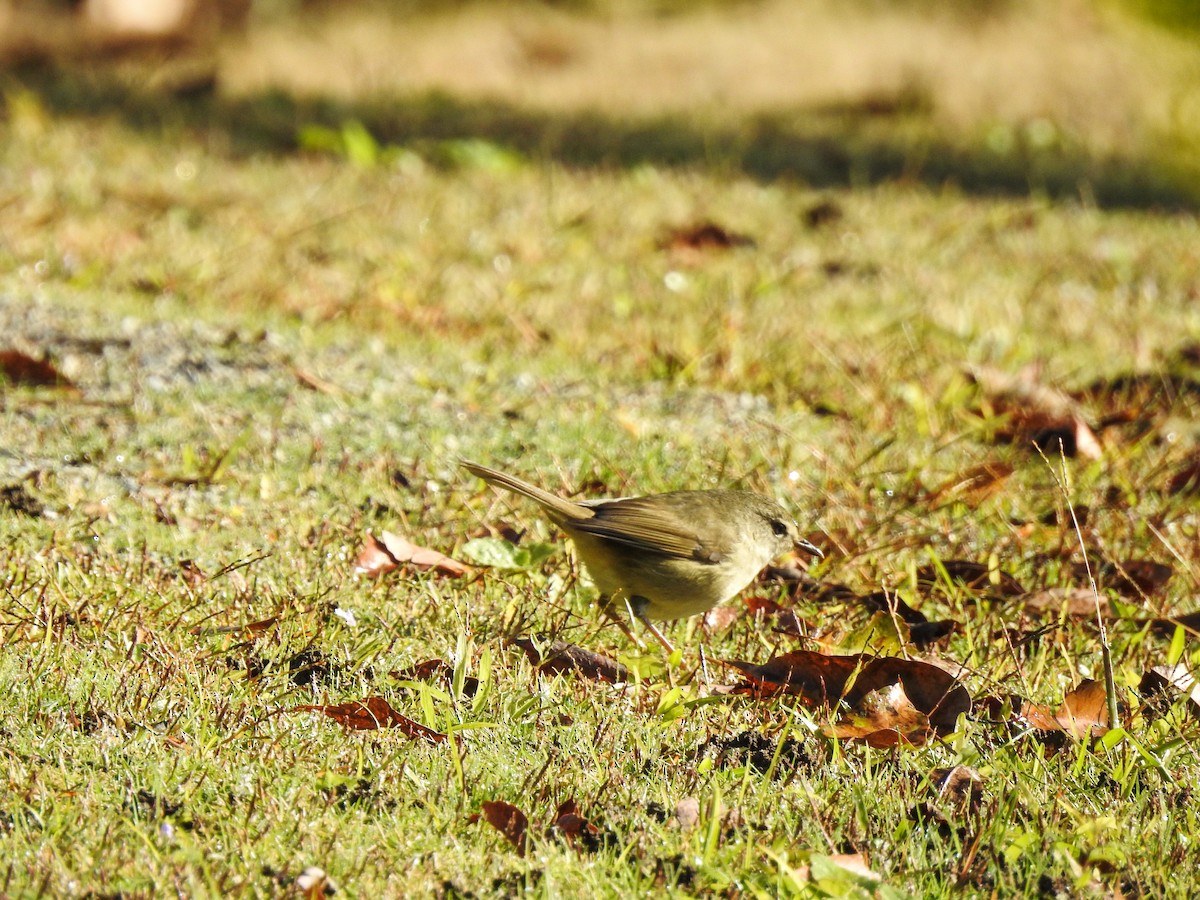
left=2, top=1, right=1200, bottom=896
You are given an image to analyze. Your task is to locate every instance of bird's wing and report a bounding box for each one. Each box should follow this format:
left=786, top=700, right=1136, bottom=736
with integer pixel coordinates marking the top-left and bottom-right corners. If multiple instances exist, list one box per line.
left=570, top=497, right=723, bottom=563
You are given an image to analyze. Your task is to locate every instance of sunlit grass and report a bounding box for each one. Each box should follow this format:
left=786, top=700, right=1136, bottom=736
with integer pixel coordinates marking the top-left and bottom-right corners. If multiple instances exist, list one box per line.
left=2, top=4, right=1200, bottom=895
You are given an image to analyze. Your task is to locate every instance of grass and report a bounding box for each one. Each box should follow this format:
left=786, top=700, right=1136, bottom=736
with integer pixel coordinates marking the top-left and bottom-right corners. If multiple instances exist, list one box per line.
left=3, top=1, right=1200, bottom=896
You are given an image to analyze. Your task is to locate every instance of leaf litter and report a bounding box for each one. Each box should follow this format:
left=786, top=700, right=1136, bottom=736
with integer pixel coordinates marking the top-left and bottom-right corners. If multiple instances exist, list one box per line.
left=725, top=650, right=971, bottom=746
left=353, top=530, right=469, bottom=578
left=295, top=696, right=447, bottom=743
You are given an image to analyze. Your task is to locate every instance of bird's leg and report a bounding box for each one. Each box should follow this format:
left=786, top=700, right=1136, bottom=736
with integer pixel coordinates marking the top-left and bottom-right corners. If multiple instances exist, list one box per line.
left=628, top=596, right=675, bottom=655
left=599, top=594, right=646, bottom=649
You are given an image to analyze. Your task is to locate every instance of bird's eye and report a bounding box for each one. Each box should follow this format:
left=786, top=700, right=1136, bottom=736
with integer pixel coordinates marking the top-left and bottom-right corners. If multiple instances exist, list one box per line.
left=770, top=519, right=790, bottom=537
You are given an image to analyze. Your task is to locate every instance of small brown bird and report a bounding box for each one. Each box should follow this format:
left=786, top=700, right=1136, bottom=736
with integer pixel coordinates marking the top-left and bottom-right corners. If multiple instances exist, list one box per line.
left=463, top=461, right=821, bottom=651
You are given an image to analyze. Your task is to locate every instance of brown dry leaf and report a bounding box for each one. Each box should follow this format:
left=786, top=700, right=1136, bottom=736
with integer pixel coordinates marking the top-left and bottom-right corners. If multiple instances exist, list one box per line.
left=354, top=533, right=400, bottom=577
left=393, top=659, right=452, bottom=681
left=391, top=658, right=480, bottom=698
left=1167, top=456, right=1200, bottom=495
left=931, top=460, right=1014, bottom=507
left=1018, top=587, right=1112, bottom=619
left=916, top=560, right=1025, bottom=599
left=970, top=364, right=1079, bottom=414
left=513, top=637, right=629, bottom=683
left=826, top=680, right=938, bottom=747
left=999, top=411, right=1103, bottom=460
left=1074, top=371, right=1200, bottom=420
left=1057, top=679, right=1112, bottom=738
left=1147, top=611, right=1200, bottom=638
left=742, top=595, right=809, bottom=637
left=726, top=649, right=863, bottom=704
left=1139, top=664, right=1200, bottom=713
left=936, top=765, right=984, bottom=812
left=860, top=591, right=960, bottom=646
left=725, top=650, right=971, bottom=743
left=1087, top=558, right=1173, bottom=597
left=969, top=365, right=1103, bottom=459
left=0, top=349, right=75, bottom=388
left=296, top=696, right=447, bottom=742
left=659, top=220, right=755, bottom=256
left=1019, top=679, right=1112, bottom=739
left=550, top=798, right=604, bottom=852
left=478, top=800, right=529, bottom=856
left=354, top=530, right=468, bottom=578
left=178, top=558, right=206, bottom=586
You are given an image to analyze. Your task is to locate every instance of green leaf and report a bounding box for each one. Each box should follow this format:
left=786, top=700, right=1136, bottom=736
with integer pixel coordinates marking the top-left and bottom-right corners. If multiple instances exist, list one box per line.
left=460, top=537, right=557, bottom=570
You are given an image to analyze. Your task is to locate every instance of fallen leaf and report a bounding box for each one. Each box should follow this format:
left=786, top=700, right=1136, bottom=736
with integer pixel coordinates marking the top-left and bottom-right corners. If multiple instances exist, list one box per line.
left=1167, top=456, right=1200, bottom=495
left=860, top=591, right=959, bottom=646
left=0, top=349, right=74, bottom=388
left=393, top=659, right=452, bottom=681
left=296, top=696, right=446, bottom=742
left=460, top=536, right=557, bottom=570
left=354, top=531, right=468, bottom=578
left=391, top=658, right=480, bottom=698
left=549, top=799, right=606, bottom=852
left=354, top=533, right=399, bottom=577
left=1000, top=411, right=1103, bottom=459
left=725, top=650, right=971, bottom=744
left=1018, top=588, right=1112, bottom=619
left=826, top=680, right=939, bottom=747
left=1074, top=371, right=1200, bottom=420
left=936, top=764, right=984, bottom=812
left=738, top=595, right=809, bottom=636
left=1057, top=680, right=1113, bottom=738
left=1139, top=664, right=1200, bottom=715
left=1019, top=679, right=1113, bottom=740
left=969, top=366, right=1105, bottom=458
left=1085, top=558, right=1173, bottom=597
left=659, top=220, right=755, bottom=255
left=1146, top=611, right=1200, bottom=638
left=478, top=800, right=529, bottom=856
left=819, top=852, right=881, bottom=882
left=513, top=637, right=629, bottom=683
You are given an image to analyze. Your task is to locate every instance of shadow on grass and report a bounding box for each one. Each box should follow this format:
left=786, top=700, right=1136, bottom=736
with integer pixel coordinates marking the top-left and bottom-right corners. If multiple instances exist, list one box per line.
left=10, top=63, right=1200, bottom=212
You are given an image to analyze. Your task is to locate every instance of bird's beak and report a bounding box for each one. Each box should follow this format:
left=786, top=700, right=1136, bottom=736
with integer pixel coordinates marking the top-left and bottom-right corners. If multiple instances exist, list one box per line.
left=795, top=538, right=824, bottom=559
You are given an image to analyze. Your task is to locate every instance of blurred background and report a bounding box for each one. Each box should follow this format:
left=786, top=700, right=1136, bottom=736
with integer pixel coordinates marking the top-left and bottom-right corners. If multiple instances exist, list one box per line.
left=2, top=0, right=1198, bottom=206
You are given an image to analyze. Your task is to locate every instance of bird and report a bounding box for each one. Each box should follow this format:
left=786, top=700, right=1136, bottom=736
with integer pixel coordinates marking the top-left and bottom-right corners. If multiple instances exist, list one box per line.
left=462, top=461, right=822, bottom=651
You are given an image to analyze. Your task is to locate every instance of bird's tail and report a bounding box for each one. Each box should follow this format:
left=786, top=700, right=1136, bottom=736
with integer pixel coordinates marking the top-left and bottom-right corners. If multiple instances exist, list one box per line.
left=461, top=461, right=592, bottom=522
